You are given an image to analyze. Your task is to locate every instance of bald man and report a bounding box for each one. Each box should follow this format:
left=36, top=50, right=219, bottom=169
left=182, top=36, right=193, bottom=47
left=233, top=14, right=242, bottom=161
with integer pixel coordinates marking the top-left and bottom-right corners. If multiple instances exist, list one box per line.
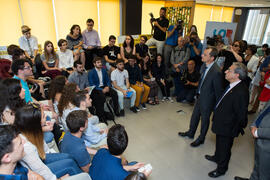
left=170, top=36, right=190, bottom=96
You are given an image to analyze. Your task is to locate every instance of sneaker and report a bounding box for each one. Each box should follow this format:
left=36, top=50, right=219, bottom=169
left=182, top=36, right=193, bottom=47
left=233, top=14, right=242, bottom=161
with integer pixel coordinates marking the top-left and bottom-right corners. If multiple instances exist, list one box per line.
left=141, top=103, right=147, bottom=110
left=119, top=109, right=125, bottom=116
left=167, top=97, right=174, bottom=103
left=162, top=97, right=166, bottom=102
left=135, top=106, right=140, bottom=112
left=130, top=106, right=137, bottom=113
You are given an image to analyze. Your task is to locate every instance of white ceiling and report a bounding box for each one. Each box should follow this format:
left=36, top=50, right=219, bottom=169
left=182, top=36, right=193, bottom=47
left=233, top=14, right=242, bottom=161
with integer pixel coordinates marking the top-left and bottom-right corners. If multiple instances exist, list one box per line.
left=195, top=0, right=270, bottom=7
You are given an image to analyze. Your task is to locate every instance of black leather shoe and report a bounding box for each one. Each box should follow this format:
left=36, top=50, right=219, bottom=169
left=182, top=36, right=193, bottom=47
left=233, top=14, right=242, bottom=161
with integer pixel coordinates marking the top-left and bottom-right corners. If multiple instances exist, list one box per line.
left=178, top=131, right=194, bottom=139
left=119, top=109, right=125, bottom=117
left=205, top=155, right=217, bottom=163
left=190, top=138, right=204, bottom=147
left=208, top=169, right=225, bottom=178
left=234, top=176, right=249, bottom=180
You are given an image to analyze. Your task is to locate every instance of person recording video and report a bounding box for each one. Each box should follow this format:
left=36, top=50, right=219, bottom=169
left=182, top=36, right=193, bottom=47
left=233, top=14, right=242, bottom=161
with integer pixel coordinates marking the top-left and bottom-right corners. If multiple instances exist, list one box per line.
left=145, top=7, right=169, bottom=55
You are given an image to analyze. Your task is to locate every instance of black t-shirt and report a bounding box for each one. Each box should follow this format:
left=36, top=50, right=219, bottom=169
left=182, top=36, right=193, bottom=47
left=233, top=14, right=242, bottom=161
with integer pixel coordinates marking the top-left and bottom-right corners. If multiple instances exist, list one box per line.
left=102, top=45, right=120, bottom=61
left=153, top=18, right=169, bottom=41
left=185, top=70, right=200, bottom=89
left=135, top=44, right=149, bottom=57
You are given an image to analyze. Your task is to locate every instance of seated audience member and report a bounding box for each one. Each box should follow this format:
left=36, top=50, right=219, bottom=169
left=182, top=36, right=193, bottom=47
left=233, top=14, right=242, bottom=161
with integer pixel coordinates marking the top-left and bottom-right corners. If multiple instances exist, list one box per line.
left=15, top=104, right=82, bottom=180
left=68, top=60, right=90, bottom=91
left=120, top=35, right=136, bottom=64
left=73, top=91, right=108, bottom=148
left=135, top=36, right=148, bottom=63
left=111, top=59, right=137, bottom=114
left=186, top=32, right=202, bottom=69
left=0, top=79, right=25, bottom=124
left=60, top=110, right=96, bottom=173
left=18, top=25, right=38, bottom=64
left=125, top=172, right=149, bottom=180
left=152, top=54, right=173, bottom=102
left=0, top=59, right=12, bottom=79
left=145, top=7, right=169, bottom=55
left=90, top=124, right=151, bottom=180
left=82, top=19, right=102, bottom=70
left=57, top=39, right=74, bottom=73
left=125, top=56, right=150, bottom=111
left=245, top=45, right=259, bottom=84
left=12, top=48, right=26, bottom=61
left=256, top=43, right=268, bottom=57
left=139, top=55, right=159, bottom=105
left=12, top=59, right=37, bottom=103
left=103, top=35, right=121, bottom=71
left=48, top=75, right=67, bottom=117
left=66, top=25, right=85, bottom=68
left=41, top=41, right=62, bottom=79
left=171, top=36, right=190, bottom=96
left=164, top=20, right=184, bottom=75
left=176, top=59, right=200, bottom=104
left=7, top=44, right=20, bottom=61
left=58, top=83, right=79, bottom=131
left=89, top=57, right=119, bottom=120
left=0, top=125, right=44, bottom=180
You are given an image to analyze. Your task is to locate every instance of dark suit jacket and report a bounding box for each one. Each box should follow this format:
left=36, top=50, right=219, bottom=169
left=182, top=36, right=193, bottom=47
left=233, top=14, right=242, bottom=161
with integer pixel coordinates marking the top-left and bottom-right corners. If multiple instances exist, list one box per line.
left=88, top=68, right=111, bottom=91
left=212, top=81, right=249, bottom=137
left=199, top=62, right=224, bottom=112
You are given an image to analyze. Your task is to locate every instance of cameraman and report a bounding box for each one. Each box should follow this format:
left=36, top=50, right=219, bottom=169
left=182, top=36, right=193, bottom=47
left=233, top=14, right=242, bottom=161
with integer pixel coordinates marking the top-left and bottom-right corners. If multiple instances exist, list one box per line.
left=164, top=19, right=184, bottom=76
left=176, top=59, right=200, bottom=104
left=187, top=32, right=203, bottom=69
left=146, top=7, right=169, bottom=55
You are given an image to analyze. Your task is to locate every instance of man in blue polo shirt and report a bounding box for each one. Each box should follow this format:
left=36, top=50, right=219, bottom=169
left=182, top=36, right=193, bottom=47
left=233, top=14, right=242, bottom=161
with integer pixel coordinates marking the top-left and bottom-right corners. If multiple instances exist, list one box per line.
left=90, top=124, right=151, bottom=180
left=11, top=59, right=33, bottom=103
left=60, top=110, right=96, bottom=173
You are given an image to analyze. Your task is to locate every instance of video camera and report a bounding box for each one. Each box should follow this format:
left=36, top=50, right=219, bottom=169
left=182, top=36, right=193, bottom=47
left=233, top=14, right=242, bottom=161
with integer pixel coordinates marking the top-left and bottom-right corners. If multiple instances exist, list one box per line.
left=176, top=19, right=183, bottom=31
left=149, top=13, right=155, bottom=23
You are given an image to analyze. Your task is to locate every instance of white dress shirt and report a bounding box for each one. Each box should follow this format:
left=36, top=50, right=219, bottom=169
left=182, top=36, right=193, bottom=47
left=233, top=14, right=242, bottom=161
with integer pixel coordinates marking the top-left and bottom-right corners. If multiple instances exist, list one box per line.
left=18, top=35, right=38, bottom=56
left=57, top=49, right=74, bottom=69
left=95, top=68, right=103, bottom=87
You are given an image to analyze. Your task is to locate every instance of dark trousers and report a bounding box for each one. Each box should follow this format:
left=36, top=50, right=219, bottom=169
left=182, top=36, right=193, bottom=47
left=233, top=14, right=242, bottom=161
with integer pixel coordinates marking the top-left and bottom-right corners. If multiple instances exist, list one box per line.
left=177, top=88, right=196, bottom=103
left=189, top=97, right=212, bottom=141
left=90, top=87, right=119, bottom=121
left=84, top=48, right=103, bottom=70
left=250, top=139, right=270, bottom=180
left=214, top=135, right=234, bottom=174
left=156, top=79, right=171, bottom=97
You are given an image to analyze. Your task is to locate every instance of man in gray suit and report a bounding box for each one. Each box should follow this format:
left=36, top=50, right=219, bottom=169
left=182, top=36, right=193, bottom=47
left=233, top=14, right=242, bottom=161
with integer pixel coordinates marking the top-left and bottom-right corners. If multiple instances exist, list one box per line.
left=178, top=46, right=223, bottom=147
left=235, top=101, right=270, bottom=180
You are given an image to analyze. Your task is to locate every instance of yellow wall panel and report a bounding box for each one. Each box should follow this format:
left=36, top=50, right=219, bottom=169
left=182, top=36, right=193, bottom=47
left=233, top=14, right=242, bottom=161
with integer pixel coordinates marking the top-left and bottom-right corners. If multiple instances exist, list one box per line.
left=141, top=0, right=165, bottom=35
left=99, top=0, right=120, bottom=45
left=193, top=4, right=212, bottom=39
left=0, top=0, right=22, bottom=45
left=212, top=6, right=222, bottom=21
left=20, top=0, right=57, bottom=47
left=222, top=7, right=234, bottom=22
left=55, top=0, right=98, bottom=44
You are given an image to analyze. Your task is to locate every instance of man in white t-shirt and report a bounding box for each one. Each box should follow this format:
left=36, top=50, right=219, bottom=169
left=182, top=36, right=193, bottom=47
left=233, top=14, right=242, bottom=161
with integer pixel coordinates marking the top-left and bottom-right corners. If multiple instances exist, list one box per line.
left=57, top=39, right=74, bottom=73
left=111, top=59, right=137, bottom=116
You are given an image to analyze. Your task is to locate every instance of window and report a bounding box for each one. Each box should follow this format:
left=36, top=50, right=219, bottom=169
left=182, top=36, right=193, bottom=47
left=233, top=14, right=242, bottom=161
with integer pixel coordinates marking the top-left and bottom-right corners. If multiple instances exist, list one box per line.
left=243, top=9, right=269, bottom=45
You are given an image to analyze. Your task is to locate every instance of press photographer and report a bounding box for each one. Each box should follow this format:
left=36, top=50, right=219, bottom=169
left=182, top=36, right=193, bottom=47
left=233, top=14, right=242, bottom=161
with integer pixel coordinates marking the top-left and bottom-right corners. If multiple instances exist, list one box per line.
left=187, top=32, right=203, bottom=70
left=146, top=7, right=169, bottom=55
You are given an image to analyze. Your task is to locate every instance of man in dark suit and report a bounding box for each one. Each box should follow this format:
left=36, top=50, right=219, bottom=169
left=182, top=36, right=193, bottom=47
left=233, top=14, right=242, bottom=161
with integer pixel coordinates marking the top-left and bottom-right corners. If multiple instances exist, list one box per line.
left=88, top=57, right=120, bottom=122
left=234, top=101, right=270, bottom=180
left=178, top=46, right=223, bottom=147
left=205, top=62, right=249, bottom=178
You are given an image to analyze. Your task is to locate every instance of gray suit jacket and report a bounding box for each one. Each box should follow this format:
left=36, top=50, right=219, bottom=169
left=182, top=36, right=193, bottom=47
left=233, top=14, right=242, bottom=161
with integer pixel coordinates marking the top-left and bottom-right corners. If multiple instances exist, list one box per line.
left=252, top=101, right=270, bottom=140
left=199, top=62, right=224, bottom=112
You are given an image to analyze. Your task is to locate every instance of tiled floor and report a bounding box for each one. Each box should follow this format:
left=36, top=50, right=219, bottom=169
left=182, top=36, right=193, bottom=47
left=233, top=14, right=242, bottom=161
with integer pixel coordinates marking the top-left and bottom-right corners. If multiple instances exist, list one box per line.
left=108, top=99, right=257, bottom=180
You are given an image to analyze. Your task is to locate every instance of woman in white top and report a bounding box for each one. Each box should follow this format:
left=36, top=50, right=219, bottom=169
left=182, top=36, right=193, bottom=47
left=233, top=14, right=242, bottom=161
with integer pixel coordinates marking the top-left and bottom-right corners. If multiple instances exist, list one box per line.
left=245, top=45, right=259, bottom=80
left=14, top=104, right=82, bottom=180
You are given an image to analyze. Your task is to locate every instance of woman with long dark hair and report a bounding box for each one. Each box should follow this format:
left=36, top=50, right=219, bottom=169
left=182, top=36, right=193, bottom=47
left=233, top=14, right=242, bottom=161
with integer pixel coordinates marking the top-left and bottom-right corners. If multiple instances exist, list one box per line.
left=120, top=35, right=136, bottom=63
left=66, top=24, right=85, bottom=67
left=15, top=104, right=82, bottom=180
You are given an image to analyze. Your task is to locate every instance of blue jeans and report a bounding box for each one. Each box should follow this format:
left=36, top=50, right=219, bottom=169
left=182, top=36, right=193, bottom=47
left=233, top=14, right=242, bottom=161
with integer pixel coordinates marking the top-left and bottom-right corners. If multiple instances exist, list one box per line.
left=45, top=153, right=82, bottom=178
left=173, top=76, right=184, bottom=96
left=177, top=88, right=196, bottom=103
left=44, top=132, right=54, bottom=144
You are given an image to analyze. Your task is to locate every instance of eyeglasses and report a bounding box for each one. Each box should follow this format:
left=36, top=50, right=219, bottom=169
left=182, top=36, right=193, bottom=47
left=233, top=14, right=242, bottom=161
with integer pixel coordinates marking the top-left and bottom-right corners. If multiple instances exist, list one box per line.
left=87, top=24, right=94, bottom=27
left=24, top=66, right=31, bottom=70
left=233, top=44, right=239, bottom=47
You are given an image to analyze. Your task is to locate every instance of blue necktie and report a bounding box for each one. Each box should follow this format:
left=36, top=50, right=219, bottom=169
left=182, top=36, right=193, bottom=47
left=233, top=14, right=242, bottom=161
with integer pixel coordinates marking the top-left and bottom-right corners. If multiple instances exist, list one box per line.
left=197, top=65, right=208, bottom=94
left=255, top=105, right=270, bottom=127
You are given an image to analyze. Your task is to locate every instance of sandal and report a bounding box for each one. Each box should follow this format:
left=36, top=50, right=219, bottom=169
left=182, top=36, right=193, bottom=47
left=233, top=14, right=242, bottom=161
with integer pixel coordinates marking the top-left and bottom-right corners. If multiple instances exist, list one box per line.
left=147, top=98, right=156, bottom=105
left=155, top=97, right=159, bottom=104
